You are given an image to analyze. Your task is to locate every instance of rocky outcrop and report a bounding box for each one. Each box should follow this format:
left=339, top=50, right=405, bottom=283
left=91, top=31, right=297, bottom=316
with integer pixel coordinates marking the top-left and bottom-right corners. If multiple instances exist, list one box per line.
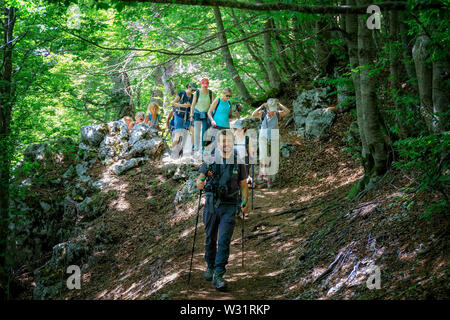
left=292, top=87, right=336, bottom=139
left=280, top=142, right=296, bottom=158
left=33, top=236, right=90, bottom=300
left=80, top=123, right=107, bottom=147
left=236, top=117, right=260, bottom=132
left=112, top=157, right=148, bottom=175
left=80, top=119, right=167, bottom=169
left=304, top=109, right=336, bottom=139
left=170, top=162, right=201, bottom=204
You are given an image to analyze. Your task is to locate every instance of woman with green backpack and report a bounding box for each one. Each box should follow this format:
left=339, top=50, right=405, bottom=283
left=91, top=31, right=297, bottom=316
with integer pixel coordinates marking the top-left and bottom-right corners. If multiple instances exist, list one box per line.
left=190, top=78, right=215, bottom=152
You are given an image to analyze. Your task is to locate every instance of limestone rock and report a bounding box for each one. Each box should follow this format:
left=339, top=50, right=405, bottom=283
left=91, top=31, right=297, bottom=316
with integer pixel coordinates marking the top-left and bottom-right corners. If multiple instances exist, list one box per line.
left=80, top=124, right=107, bottom=147
left=304, top=109, right=336, bottom=139
left=112, top=157, right=147, bottom=175
left=293, top=87, right=330, bottom=129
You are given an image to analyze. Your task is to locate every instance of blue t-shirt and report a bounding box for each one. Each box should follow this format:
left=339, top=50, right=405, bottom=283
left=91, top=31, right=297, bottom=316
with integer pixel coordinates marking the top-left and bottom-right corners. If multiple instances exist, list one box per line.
left=175, top=90, right=193, bottom=116
left=213, top=98, right=231, bottom=128
left=147, top=113, right=161, bottom=127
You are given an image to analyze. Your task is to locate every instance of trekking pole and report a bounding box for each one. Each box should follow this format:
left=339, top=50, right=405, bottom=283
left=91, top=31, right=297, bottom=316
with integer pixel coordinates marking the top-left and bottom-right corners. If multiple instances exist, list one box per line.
left=187, top=188, right=203, bottom=285
left=241, top=200, right=246, bottom=269
left=251, top=164, right=254, bottom=210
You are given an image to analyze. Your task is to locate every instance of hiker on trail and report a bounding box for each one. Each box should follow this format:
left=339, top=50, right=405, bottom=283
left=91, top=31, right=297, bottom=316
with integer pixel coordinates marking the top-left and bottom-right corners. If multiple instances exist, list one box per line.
left=123, top=116, right=134, bottom=132
left=232, top=119, right=256, bottom=186
left=135, top=112, right=145, bottom=125
left=206, top=87, right=240, bottom=157
left=196, top=129, right=249, bottom=291
left=208, top=87, right=239, bottom=130
left=191, top=78, right=215, bottom=153
left=251, top=98, right=290, bottom=189
left=144, top=102, right=161, bottom=130
left=171, top=82, right=196, bottom=150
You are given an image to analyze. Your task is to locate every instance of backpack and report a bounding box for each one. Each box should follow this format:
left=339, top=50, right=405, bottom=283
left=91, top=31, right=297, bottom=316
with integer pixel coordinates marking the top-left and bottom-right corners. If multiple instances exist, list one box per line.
left=212, top=97, right=232, bottom=119
left=259, top=107, right=280, bottom=129
left=175, top=91, right=192, bottom=121
left=206, top=151, right=241, bottom=204
left=195, top=89, right=213, bottom=104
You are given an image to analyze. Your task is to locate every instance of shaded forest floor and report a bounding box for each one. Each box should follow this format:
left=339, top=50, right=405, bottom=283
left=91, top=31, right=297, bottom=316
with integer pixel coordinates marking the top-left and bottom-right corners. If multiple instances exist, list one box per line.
left=43, top=112, right=449, bottom=300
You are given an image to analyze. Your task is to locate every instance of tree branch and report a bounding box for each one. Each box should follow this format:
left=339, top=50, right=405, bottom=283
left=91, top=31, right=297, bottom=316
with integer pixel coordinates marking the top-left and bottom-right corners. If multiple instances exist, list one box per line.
left=121, top=0, right=414, bottom=14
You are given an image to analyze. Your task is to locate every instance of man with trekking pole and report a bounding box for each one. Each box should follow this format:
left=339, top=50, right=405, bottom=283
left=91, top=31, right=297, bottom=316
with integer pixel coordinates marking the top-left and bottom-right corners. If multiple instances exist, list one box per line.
left=191, top=129, right=249, bottom=291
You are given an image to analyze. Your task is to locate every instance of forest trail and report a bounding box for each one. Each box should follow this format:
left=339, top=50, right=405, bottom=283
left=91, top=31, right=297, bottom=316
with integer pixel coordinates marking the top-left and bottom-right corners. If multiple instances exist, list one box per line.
left=61, top=113, right=448, bottom=300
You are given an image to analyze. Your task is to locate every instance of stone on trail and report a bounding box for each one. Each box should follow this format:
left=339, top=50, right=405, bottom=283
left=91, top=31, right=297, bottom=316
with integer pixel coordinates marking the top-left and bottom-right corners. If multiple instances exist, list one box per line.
left=112, top=157, right=148, bottom=175
left=124, top=137, right=164, bottom=159
left=304, top=109, right=336, bottom=139
left=92, top=178, right=111, bottom=191
left=128, top=123, right=158, bottom=146
left=174, top=175, right=197, bottom=204
left=33, top=236, right=89, bottom=300
left=172, top=163, right=200, bottom=181
left=280, top=142, right=296, bottom=158
left=162, top=163, right=178, bottom=178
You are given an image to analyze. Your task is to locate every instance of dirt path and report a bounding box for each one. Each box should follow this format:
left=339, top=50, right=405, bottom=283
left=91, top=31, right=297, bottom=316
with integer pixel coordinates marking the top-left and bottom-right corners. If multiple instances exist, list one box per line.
left=63, top=113, right=449, bottom=300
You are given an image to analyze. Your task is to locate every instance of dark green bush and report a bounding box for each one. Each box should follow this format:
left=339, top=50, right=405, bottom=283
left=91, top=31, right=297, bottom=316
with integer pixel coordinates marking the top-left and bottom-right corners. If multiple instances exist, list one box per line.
left=393, top=134, right=449, bottom=218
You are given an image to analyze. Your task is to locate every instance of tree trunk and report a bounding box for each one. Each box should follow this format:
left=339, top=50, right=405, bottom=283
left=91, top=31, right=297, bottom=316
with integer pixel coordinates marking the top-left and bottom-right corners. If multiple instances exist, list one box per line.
left=263, top=18, right=282, bottom=93
left=230, top=9, right=270, bottom=87
left=345, top=0, right=370, bottom=172
left=389, top=11, right=400, bottom=92
left=291, top=15, right=301, bottom=63
left=357, top=0, right=389, bottom=178
left=0, top=6, right=16, bottom=291
left=432, top=59, right=450, bottom=133
left=112, top=71, right=135, bottom=120
left=273, top=19, right=295, bottom=75
left=412, top=32, right=433, bottom=131
left=161, top=62, right=175, bottom=96
left=399, top=17, right=417, bottom=89
left=150, top=66, right=164, bottom=106
left=213, top=6, right=254, bottom=104
left=315, top=18, right=331, bottom=75
left=389, top=10, right=408, bottom=137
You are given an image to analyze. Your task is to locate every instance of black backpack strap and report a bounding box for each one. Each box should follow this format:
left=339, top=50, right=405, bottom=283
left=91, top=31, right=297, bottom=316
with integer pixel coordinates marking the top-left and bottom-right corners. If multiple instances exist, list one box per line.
left=212, top=97, right=220, bottom=119
left=260, top=107, right=267, bottom=128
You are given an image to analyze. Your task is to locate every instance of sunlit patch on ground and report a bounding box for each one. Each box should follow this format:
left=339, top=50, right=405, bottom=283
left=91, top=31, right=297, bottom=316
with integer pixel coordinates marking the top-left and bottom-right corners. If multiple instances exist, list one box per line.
left=57, top=113, right=449, bottom=301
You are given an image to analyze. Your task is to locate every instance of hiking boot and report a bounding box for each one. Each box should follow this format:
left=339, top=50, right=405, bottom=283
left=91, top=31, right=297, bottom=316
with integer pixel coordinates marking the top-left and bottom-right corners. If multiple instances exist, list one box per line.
left=204, top=268, right=214, bottom=281
left=212, top=271, right=227, bottom=291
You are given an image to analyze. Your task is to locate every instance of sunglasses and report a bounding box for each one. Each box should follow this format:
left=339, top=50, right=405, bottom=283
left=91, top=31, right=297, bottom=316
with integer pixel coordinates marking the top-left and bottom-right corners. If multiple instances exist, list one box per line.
left=225, top=94, right=232, bottom=98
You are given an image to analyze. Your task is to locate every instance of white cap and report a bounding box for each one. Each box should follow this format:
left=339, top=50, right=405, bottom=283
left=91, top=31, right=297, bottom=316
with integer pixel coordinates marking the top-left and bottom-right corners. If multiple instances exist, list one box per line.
left=267, top=98, right=277, bottom=111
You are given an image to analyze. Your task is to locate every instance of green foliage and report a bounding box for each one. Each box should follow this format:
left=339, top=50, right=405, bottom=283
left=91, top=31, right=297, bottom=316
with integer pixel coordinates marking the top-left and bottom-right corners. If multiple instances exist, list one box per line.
left=393, top=134, right=449, bottom=218
left=316, top=75, right=355, bottom=110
